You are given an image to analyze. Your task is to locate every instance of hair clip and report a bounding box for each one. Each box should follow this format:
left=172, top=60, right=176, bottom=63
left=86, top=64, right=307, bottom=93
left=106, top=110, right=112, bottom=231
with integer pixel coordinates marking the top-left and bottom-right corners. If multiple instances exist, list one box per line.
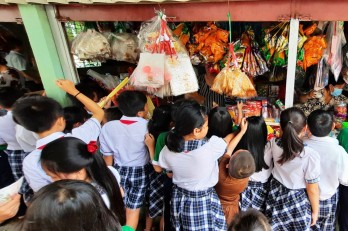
left=87, top=141, right=98, bottom=155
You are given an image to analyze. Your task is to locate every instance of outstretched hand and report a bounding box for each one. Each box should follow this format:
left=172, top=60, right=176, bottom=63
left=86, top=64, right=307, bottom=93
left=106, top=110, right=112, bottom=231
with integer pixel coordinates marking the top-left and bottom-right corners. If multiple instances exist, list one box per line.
left=240, top=117, right=248, bottom=133
left=55, top=79, right=79, bottom=96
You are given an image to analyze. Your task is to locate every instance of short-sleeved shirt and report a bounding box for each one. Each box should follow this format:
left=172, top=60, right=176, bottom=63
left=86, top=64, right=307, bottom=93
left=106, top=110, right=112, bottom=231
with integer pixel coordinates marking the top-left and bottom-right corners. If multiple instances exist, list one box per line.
left=97, top=166, right=121, bottom=209
left=158, top=136, right=227, bottom=191
left=266, top=138, right=320, bottom=190
left=5, top=51, right=27, bottom=71
left=338, top=128, right=348, bottom=152
left=15, top=125, right=38, bottom=153
left=305, top=136, right=348, bottom=200
left=153, top=132, right=168, bottom=164
left=100, top=116, right=149, bottom=167
left=0, top=111, right=22, bottom=150
left=249, top=143, right=273, bottom=183
left=23, top=118, right=101, bottom=192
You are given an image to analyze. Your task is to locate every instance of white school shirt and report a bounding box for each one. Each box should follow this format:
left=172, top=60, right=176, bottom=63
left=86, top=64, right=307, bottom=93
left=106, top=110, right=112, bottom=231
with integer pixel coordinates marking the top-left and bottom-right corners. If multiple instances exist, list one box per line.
left=158, top=136, right=227, bottom=191
left=5, top=51, right=26, bottom=71
left=267, top=138, right=320, bottom=190
left=100, top=116, right=149, bottom=167
left=249, top=144, right=273, bottom=183
left=305, top=136, right=348, bottom=200
left=100, top=166, right=121, bottom=209
left=15, top=125, right=39, bottom=152
left=23, top=118, right=101, bottom=192
left=0, top=111, right=22, bottom=150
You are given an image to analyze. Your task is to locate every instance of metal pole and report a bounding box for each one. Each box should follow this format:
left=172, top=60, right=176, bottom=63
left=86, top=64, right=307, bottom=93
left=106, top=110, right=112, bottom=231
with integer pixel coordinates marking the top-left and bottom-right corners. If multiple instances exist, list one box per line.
left=285, top=18, right=299, bottom=108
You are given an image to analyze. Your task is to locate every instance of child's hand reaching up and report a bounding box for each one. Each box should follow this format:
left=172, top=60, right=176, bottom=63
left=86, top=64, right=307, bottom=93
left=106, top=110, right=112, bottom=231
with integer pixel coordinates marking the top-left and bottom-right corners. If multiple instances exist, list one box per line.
left=240, top=117, right=248, bottom=134
left=56, top=79, right=79, bottom=96
left=225, top=118, right=248, bottom=156
left=236, top=101, right=244, bottom=126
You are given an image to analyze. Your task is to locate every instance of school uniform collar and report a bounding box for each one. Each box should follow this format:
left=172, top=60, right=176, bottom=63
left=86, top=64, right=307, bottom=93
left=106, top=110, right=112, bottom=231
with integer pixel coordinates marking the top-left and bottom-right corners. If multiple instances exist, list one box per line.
left=119, top=115, right=146, bottom=125
left=36, top=132, right=65, bottom=150
left=308, top=135, right=339, bottom=144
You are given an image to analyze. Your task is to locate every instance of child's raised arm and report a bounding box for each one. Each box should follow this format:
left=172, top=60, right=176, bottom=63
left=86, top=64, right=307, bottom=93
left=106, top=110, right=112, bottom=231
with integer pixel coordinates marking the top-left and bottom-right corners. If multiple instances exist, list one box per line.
left=236, top=101, right=244, bottom=126
left=145, top=133, right=162, bottom=173
left=56, top=79, right=104, bottom=123
left=226, top=117, right=248, bottom=156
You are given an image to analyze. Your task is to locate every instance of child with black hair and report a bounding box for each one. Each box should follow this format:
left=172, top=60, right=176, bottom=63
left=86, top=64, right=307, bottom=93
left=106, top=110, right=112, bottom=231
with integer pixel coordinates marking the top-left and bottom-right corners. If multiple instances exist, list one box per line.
left=158, top=100, right=238, bottom=230
left=12, top=79, right=104, bottom=193
left=40, top=137, right=125, bottom=224
left=63, top=106, right=89, bottom=133
left=265, top=107, right=320, bottom=230
left=100, top=90, right=150, bottom=230
left=144, top=104, right=173, bottom=231
left=235, top=116, right=272, bottom=213
left=304, top=109, right=348, bottom=231
left=20, top=180, right=122, bottom=231
left=103, top=107, right=123, bottom=125
left=0, top=87, right=25, bottom=182
left=228, top=208, right=271, bottom=231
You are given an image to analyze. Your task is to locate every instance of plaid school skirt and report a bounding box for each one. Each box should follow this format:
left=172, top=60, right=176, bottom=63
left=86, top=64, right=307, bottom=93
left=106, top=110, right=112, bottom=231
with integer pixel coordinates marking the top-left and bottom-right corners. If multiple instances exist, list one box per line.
left=115, top=163, right=152, bottom=209
left=147, top=171, right=165, bottom=218
left=4, top=149, right=28, bottom=180
left=240, top=180, right=269, bottom=213
left=265, top=178, right=311, bottom=231
left=171, top=185, right=227, bottom=231
left=310, top=190, right=339, bottom=231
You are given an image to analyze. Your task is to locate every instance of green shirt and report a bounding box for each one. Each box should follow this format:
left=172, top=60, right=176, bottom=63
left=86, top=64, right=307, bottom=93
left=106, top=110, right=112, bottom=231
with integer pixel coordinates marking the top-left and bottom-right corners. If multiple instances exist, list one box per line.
left=0, top=144, right=7, bottom=151
left=338, top=128, right=348, bottom=152
left=153, top=132, right=168, bottom=162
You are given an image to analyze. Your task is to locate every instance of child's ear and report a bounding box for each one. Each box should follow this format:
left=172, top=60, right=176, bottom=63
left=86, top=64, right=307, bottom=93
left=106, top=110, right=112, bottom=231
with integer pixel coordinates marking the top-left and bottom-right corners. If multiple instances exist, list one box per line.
left=193, top=127, right=201, bottom=138
left=332, top=122, right=336, bottom=131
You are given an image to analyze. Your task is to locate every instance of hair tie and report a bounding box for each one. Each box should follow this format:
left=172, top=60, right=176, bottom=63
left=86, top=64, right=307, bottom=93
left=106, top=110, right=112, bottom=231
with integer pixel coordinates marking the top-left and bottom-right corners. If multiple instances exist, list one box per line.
left=87, top=141, right=98, bottom=155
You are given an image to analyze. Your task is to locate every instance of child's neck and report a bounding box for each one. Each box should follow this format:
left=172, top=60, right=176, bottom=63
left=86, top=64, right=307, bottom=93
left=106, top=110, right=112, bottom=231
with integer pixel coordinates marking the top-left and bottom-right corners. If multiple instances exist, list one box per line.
left=38, top=128, right=64, bottom=139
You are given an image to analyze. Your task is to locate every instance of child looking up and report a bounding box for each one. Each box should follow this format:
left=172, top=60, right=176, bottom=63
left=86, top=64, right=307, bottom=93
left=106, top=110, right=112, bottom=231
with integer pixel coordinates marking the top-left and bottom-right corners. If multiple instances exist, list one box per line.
left=235, top=116, right=271, bottom=212
left=305, top=109, right=348, bottom=231
left=265, top=107, right=320, bottom=230
left=158, top=100, right=235, bottom=230
left=41, top=137, right=125, bottom=224
left=20, top=180, right=121, bottom=231
left=12, top=79, right=104, bottom=192
left=100, top=90, right=150, bottom=230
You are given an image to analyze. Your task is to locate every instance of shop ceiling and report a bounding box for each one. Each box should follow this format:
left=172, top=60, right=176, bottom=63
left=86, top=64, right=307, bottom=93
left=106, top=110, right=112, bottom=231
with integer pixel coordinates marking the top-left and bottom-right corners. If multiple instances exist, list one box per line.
left=2, top=0, right=348, bottom=22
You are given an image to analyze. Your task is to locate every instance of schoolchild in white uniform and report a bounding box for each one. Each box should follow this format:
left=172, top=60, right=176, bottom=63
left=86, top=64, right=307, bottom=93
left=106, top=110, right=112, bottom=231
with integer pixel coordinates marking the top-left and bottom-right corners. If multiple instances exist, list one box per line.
left=40, top=137, right=125, bottom=225
left=305, top=109, right=348, bottom=231
left=235, top=116, right=272, bottom=213
left=265, top=107, right=320, bottom=231
left=12, top=80, right=104, bottom=193
left=158, top=100, right=237, bottom=231
left=100, top=90, right=150, bottom=230
left=0, top=87, right=26, bottom=182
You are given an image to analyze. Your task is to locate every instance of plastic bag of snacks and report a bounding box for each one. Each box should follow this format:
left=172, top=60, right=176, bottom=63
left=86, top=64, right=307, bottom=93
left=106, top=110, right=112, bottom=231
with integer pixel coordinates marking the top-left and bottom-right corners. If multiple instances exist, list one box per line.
left=166, top=54, right=199, bottom=96
left=211, top=43, right=257, bottom=98
left=303, top=36, right=327, bottom=70
left=71, top=29, right=111, bottom=61
left=110, top=33, right=139, bottom=63
left=131, top=53, right=165, bottom=88
left=314, top=58, right=329, bottom=90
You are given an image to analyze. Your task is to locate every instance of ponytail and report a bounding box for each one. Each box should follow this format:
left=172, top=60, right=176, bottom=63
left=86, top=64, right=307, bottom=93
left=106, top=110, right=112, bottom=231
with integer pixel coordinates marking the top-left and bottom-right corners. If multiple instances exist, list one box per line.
left=278, top=108, right=306, bottom=165
left=87, top=153, right=126, bottom=225
left=41, top=137, right=126, bottom=225
left=165, top=100, right=207, bottom=153
left=165, top=129, right=185, bottom=152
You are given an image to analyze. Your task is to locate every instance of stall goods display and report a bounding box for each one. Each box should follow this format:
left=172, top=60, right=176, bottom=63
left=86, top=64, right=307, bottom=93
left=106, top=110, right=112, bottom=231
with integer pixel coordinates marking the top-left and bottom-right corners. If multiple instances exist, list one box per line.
left=131, top=12, right=198, bottom=97
left=240, top=28, right=269, bottom=78
left=110, top=33, right=139, bottom=63
left=188, top=23, right=229, bottom=64
left=71, top=29, right=111, bottom=61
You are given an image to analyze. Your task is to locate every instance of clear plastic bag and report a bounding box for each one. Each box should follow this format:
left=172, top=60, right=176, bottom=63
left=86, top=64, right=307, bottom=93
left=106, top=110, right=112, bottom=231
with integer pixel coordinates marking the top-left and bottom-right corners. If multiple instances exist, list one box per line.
left=314, top=58, right=330, bottom=91
left=87, top=69, right=119, bottom=92
left=110, top=33, right=139, bottom=63
left=71, top=29, right=111, bottom=61
left=324, top=21, right=346, bottom=81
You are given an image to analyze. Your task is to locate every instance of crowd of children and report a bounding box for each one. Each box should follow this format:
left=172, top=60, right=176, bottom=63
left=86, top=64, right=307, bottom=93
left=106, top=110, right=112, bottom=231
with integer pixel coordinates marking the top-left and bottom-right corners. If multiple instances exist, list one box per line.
left=0, top=79, right=348, bottom=231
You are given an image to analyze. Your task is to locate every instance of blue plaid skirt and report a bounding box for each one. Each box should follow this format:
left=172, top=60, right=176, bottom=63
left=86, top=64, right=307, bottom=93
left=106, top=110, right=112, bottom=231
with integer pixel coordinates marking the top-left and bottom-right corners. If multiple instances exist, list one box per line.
left=310, top=190, right=339, bottom=231
left=4, top=149, right=28, bottom=181
left=115, top=163, right=152, bottom=209
left=147, top=171, right=165, bottom=218
left=240, top=180, right=269, bottom=213
left=171, top=185, right=227, bottom=231
left=265, top=178, right=311, bottom=231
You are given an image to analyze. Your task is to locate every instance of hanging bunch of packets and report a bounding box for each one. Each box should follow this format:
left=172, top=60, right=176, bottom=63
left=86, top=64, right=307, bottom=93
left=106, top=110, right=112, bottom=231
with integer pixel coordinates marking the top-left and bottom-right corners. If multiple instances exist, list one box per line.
left=262, top=22, right=290, bottom=67
left=211, top=13, right=257, bottom=99
left=131, top=11, right=199, bottom=97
